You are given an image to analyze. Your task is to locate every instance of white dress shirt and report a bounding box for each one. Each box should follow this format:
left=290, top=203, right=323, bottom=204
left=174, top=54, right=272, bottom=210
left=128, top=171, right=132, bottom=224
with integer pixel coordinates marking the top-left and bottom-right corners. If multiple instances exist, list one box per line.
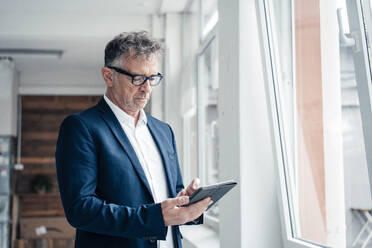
left=104, top=95, right=174, bottom=248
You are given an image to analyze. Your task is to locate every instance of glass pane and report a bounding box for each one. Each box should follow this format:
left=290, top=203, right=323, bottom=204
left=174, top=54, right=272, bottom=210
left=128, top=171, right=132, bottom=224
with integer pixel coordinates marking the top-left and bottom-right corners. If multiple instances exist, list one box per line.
left=361, top=0, right=372, bottom=69
left=267, top=0, right=371, bottom=246
left=198, top=37, right=219, bottom=218
left=201, top=0, right=218, bottom=38
left=343, top=0, right=372, bottom=245
left=183, top=111, right=198, bottom=183
left=293, top=0, right=328, bottom=244
left=357, top=0, right=372, bottom=197
left=190, top=114, right=198, bottom=180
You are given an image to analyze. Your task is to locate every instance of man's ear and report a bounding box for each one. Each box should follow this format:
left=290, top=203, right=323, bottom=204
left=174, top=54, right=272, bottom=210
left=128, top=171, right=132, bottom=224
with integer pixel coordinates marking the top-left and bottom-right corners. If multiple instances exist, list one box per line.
left=101, top=67, right=114, bottom=87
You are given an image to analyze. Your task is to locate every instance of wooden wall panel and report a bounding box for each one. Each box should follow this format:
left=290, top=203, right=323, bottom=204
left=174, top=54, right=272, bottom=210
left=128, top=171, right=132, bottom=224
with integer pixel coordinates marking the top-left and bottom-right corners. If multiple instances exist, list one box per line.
left=18, top=95, right=100, bottom=194
left=15, top=95, right=101, bottom=248
left=20, top=195, right=64, bottom=217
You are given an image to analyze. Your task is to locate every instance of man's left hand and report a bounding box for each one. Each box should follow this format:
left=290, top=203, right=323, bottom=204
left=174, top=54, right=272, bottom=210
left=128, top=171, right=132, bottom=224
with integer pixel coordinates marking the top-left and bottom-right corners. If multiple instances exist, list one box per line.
left=177, top=178, right=200, bottom=197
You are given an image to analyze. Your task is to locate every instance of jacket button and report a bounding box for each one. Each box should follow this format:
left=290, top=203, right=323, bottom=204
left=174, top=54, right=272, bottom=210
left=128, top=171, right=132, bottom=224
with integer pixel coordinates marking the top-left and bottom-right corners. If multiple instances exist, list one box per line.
left=149, top=239, right=156, bottom=243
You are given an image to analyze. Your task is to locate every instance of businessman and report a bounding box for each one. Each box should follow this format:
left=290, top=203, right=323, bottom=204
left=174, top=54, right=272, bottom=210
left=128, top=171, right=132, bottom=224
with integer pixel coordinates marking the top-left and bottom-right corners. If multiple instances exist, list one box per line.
left=55, top=31, right=211, bottom=248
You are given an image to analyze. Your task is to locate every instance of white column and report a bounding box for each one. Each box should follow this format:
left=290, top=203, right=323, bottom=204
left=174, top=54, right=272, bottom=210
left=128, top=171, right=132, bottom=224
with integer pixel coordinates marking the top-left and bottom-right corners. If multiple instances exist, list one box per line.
left=150, top=14, right=166, bottom=121
left=218, top=0, right=282, bottom=247
left=163, top=13, right=183, bottom=158
left=0, top=58, right=18, bottom=136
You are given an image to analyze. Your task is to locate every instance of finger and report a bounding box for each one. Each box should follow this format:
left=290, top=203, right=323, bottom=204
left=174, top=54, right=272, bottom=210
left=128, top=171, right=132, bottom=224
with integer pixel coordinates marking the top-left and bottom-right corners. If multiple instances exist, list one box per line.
left=192, top=178, right=200, bottom=189
left=167, top=196, right=189, bottom=207
left=186, top=178, right=200, bottom=195
left=187, top=198, right=212, bottom=220
left=186, top=185, right=195, bottom=196
left=192, top=197, right=211, bottom=209
left=177, top=189, right=187, bottom=197
left=185, top=186, right=194, bottom=196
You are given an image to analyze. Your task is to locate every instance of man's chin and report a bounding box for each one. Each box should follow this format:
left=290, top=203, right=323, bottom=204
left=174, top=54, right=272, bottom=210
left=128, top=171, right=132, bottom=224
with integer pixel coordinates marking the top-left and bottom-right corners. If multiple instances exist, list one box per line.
left=136, top=101, right=148, bottom=110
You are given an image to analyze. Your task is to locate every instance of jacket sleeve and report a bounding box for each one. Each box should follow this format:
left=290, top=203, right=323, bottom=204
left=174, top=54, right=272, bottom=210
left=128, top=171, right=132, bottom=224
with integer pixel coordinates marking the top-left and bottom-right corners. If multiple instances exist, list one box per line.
left=55, top=114, right=167, bottom=240
left=168, top=125, right=203, bottom=226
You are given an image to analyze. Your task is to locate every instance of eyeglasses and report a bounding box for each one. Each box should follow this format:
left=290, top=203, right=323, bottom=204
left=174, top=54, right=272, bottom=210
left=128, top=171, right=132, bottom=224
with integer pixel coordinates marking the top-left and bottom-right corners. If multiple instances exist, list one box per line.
left=107, top=66, right=163, bottom=86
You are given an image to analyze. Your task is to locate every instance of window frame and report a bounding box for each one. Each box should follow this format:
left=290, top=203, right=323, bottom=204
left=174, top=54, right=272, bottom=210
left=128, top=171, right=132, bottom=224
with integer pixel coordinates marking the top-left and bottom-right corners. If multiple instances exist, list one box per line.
left=196, top=29, right=217, bottom=183
left=182, top=106, right=197, bottom=184
left=257, top=0, right=336, bottom=247
left=196, top=27, right=219, bottom=232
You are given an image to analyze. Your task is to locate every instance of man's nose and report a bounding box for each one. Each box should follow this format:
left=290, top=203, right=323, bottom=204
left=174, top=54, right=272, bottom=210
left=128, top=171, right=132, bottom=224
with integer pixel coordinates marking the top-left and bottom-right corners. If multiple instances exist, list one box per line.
left=141, top=79, right=151, bottom=91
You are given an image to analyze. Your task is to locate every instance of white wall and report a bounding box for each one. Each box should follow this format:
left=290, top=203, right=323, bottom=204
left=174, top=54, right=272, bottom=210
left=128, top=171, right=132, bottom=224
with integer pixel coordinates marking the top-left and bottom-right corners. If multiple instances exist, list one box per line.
left=218, top=0, right=282, bottom=247
left=163, top=13, right=183, bottom=156
left=150, top=14, right=166, bottom=121
left=0, top=59, right=18, bottom=136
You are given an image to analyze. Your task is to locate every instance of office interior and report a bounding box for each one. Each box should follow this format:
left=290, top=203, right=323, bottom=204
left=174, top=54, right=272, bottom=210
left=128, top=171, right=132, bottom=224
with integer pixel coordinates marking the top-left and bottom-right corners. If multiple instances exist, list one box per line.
left=0, top=0, right=371, bottom=247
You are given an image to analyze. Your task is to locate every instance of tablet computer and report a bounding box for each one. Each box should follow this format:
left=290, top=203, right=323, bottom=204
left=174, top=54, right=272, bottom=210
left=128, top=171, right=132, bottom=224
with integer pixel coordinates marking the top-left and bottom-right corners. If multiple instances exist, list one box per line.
left=182, top=180, right=237, bottom=210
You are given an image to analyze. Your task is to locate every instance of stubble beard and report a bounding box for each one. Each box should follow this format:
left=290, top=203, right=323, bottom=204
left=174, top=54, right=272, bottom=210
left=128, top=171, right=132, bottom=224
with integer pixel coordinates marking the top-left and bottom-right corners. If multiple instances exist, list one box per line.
left=122, top=96, right=149, bottom=114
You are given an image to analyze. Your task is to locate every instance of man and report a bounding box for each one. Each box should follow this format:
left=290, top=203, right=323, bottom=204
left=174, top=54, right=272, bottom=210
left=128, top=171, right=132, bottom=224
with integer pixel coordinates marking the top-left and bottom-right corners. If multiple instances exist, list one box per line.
left=55, top=31, right=211, bottom=248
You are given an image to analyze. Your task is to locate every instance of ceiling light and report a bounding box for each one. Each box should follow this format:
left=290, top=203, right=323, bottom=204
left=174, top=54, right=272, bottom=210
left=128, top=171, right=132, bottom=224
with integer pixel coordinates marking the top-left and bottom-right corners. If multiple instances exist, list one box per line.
left=0, top=48, right=64, bottom=58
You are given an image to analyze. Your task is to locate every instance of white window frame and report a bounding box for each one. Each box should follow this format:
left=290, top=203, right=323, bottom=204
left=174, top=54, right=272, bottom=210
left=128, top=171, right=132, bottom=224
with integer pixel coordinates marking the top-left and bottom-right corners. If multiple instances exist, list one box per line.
left=179, top=1, right=220, bottom=246
left=257, top=0, right=339, bottom=247
left=196, top=27, right=219, bottom=233
left=182, top=106, right=197, bottom=184
left=257, top=0, right=372, bottom=246
left=196, top=29, right=217, bottom=184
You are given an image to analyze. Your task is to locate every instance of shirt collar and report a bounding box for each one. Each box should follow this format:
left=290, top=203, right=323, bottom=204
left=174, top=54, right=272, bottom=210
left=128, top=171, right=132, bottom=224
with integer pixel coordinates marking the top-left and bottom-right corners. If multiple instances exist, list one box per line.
left=104, top=95, right=147, bottom=128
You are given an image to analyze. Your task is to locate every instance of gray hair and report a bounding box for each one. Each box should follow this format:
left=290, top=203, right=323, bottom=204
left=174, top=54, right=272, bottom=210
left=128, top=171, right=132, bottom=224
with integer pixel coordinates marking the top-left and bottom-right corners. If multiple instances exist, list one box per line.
left=104, top=31, right=163, bottom=67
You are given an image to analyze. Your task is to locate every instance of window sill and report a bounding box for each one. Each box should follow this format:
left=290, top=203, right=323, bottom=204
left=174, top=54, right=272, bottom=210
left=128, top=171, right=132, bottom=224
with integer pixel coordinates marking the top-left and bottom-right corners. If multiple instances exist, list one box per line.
left=180, top=224, right=219, bottom=248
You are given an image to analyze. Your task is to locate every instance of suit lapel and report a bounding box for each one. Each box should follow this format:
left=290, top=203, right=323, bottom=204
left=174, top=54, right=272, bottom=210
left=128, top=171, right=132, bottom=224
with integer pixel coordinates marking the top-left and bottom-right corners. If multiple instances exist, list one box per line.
left=97, top=98, right=154, bottom=201
left=147, top=117, right=176, bottom=197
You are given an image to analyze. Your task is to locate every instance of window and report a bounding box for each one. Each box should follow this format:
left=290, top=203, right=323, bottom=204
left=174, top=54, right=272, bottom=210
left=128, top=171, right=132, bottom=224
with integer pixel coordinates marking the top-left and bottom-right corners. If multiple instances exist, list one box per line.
left=179, top=0, right=220, bottom=245
left=262, top=0, right=372, bottom=247
left=181, top=0, right=219, bottom=230
left=346, top=0, right=372, bottom=197
left=201, top=0, right=218, bottom=39
left=197, top=34, right=219, bottom=222
left=182, top=108, right=198, bottom=184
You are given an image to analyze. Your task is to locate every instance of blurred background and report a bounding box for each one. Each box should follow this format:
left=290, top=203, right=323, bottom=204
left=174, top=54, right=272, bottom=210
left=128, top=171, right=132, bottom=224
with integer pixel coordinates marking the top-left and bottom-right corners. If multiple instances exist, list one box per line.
left=0, top=0, right=371, bottom=247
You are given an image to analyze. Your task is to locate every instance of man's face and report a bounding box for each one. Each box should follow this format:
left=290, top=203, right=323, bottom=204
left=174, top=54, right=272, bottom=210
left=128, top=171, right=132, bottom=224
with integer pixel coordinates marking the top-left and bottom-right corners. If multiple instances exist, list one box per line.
left=108, top=56, right=158, bottom=116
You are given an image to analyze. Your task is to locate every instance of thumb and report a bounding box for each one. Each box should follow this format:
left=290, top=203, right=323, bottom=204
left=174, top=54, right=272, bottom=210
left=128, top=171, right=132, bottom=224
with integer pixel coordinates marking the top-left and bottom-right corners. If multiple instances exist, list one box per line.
left=177, top=189, right=187, bottom=197
left=192, top=178, right=200, bottom=188
left=168, top=196, right=189, bottom=207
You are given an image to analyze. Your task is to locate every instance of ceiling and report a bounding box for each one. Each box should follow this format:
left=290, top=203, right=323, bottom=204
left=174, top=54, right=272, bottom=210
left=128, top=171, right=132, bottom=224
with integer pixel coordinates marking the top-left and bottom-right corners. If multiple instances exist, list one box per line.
left=0, top=0, right=162, bottom=14
left=0, top=0, right=188, bottom=94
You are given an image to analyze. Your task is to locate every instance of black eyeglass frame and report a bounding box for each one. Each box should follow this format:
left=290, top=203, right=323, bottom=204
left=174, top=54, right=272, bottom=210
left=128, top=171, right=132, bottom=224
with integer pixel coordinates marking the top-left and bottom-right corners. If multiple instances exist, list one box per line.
left=107, top=66, right=163, bottom=86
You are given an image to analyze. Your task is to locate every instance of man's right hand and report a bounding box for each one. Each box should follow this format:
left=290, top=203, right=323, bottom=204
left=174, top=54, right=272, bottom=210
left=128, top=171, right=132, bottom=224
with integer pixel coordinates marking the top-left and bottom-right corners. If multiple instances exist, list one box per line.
left=161, top=196, right=212, bottom=226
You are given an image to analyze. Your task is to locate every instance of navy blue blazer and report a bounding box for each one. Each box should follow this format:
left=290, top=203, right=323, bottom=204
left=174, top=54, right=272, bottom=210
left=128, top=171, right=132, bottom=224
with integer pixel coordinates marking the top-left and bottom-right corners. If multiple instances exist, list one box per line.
left=55, top=98, right=201, bottom=248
